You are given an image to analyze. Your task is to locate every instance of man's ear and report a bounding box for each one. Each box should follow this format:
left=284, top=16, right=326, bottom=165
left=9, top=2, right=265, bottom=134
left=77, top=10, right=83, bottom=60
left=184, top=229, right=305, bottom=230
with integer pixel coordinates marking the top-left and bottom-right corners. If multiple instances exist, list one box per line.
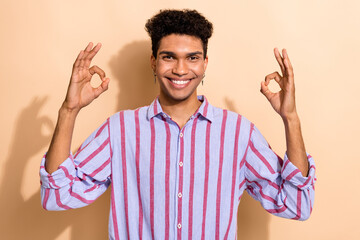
left=204, top=55, right=209, bottom=71
left=150, top=55, right=156, bottom=72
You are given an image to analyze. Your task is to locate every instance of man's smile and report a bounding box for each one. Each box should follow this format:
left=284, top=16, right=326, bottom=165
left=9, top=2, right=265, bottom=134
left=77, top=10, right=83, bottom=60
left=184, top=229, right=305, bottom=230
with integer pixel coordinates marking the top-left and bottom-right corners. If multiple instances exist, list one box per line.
left=166, top=77, right=194, bottom=87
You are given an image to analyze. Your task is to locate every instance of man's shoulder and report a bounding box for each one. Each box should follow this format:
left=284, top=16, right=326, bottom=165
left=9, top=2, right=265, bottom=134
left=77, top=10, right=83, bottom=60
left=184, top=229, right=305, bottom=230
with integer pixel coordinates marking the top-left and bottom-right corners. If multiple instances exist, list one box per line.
left=209, top=104, right=252, bottom=127
left=107, top=105, right=151, bottom=122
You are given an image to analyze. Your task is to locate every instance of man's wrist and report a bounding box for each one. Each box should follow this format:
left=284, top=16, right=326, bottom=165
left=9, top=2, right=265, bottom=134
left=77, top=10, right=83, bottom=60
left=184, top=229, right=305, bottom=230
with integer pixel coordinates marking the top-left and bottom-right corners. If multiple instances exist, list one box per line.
left=282, top=112, right=300, bottom=128
left=59, top=101, right=80, bottom=117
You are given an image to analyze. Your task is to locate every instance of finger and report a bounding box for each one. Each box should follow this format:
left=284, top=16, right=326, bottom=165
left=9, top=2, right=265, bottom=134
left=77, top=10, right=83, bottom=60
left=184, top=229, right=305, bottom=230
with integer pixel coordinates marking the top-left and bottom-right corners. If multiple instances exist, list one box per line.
left=274, top=48, right=285, bottom=75
left=79, top=42, right=94, bottom=68
left=89, top=65, right=106, bottom=79
left=265, top=71, right=283, bottom=88
left=73, top=50, right=84, bottom=69
left=93, top=77, right=110, bottom=98
left=84, top=42, right=94, bottom=53
left=86, top=43, right=102, bottom=62
left=260, top=80, right=274, bottom=101
left=282, top=49, right=294, bottom=81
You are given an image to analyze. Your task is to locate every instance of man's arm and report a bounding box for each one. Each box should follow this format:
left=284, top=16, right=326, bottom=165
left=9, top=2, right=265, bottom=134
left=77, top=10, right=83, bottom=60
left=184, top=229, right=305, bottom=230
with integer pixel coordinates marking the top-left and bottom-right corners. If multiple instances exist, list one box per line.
left=260, top=48, right=308, bottom=176
left=45, top=42, right=110, bottom=174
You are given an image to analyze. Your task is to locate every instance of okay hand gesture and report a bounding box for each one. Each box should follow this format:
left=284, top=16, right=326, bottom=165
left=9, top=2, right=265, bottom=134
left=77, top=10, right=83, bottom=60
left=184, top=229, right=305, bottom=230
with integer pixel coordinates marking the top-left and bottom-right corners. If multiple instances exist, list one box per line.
left=261, top=48, right=298, bottom=121
left=63, top=42, right=110, bottom=112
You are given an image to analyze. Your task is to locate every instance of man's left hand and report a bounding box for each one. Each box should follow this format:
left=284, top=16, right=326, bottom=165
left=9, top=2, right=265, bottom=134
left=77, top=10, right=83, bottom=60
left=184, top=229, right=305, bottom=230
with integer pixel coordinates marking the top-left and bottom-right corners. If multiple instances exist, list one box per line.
left=261, top=48, right=298, bottom=121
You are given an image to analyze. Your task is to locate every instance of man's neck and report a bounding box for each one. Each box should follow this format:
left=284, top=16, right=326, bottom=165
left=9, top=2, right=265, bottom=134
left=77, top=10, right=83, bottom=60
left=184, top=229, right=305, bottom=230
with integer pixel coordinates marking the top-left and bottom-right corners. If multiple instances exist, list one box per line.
left=158, top=94, right=202, bottom=129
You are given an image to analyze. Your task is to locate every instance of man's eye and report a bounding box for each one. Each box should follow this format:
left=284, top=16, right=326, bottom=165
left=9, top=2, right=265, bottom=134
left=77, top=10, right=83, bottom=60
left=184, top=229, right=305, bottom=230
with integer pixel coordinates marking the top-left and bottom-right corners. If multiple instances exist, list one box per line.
left=189, top=56, right=199, bottom=61
left=163, top=56, right=173, bottom=60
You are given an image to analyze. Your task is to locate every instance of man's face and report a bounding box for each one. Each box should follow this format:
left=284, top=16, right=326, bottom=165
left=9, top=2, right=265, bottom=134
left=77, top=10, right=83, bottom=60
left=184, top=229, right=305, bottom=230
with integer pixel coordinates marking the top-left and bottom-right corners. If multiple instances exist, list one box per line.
left=151, top=34, right=208, bottom=103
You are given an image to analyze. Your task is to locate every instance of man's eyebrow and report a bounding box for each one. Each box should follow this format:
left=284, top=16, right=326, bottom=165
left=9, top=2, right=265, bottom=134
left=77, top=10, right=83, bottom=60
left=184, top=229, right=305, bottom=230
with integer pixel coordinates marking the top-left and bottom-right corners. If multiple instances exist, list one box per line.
left=159, top=51, right=176, bottom=56
left=158, top=51, right=204, bottom=56
left=186, top=51, right=203, bottom=56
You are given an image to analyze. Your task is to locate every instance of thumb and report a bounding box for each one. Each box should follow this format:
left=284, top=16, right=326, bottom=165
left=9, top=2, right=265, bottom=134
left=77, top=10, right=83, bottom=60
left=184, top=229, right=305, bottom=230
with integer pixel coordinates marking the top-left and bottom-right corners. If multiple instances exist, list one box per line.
left=260, top=81, right=273, bottom=101
left=94, top=77, right=110, bottom=98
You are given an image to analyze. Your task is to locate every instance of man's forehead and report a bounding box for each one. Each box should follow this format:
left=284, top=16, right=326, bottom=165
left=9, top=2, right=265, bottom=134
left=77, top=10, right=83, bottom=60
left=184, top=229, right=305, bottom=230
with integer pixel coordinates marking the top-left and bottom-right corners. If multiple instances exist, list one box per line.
left=157, top=34, right=204, bottom=54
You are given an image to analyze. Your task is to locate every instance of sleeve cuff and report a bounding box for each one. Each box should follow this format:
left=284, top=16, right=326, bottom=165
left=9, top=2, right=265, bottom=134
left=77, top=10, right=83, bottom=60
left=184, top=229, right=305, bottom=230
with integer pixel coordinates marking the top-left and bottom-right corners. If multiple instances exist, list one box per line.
left=281, top=153, right=316, bottom=190
left=40, top=153, right=76, bottom=189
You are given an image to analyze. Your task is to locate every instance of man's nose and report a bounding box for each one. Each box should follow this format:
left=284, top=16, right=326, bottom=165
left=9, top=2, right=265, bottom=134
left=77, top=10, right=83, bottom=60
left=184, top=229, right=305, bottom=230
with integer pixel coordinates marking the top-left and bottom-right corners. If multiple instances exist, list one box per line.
left=172, top=59, right=188, bottom=75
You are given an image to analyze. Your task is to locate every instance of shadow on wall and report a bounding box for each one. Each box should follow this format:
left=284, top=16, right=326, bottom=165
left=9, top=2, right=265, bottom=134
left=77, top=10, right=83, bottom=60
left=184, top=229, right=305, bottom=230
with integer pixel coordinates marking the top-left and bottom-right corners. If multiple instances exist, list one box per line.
left=0, top=41, right=270, bottom=239
left=0, top=97, right=109, bottom=239
left=0, top=41, right=156, bottom=239
left=109, top=40, right=158, bottom=111
left=224, top=97, right=270, bottom=240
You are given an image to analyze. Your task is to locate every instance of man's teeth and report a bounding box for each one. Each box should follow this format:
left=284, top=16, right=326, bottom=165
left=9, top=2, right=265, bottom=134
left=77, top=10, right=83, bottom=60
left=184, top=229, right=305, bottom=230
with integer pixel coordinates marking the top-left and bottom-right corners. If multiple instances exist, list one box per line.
left=171, top=79, right=190, bottom=85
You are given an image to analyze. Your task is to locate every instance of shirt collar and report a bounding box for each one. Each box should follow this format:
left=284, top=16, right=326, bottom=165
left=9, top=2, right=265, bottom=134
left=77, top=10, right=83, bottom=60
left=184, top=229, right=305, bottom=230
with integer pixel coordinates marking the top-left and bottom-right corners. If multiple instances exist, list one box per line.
left=147, top=95, right=214, bottom=123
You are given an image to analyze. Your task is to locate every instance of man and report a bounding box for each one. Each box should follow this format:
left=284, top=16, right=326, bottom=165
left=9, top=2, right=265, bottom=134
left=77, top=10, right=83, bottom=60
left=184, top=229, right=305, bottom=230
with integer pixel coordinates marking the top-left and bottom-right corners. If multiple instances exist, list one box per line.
left=40, top=9, right=316, bottom=240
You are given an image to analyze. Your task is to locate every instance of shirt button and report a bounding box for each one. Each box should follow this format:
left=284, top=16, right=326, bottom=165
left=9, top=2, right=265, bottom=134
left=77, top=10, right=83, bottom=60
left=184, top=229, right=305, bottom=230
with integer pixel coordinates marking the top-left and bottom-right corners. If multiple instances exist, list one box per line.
left=177, top=223, right=182, bottom=229
left=180, top=133, right=183, bottom=138
left=179, top=161, right=183, bottom=167
left=178, top=192, right=182, bottom=198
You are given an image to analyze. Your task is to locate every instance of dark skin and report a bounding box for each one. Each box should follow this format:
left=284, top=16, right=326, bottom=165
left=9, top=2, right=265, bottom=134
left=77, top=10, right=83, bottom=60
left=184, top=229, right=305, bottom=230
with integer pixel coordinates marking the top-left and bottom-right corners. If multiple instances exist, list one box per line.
left=45, top=39, right=308, bottom=177
left=151, top=34, right=207, bottom=128
left=261, top=48, right=308, bottom=176
left=45, top=42, right=109, bottom=173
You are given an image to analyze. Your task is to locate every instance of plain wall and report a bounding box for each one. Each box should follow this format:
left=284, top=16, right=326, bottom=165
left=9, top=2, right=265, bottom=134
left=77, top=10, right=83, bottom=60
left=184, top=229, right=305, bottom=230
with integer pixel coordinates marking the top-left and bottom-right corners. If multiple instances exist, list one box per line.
left=0, top=0, right=359, bottom=239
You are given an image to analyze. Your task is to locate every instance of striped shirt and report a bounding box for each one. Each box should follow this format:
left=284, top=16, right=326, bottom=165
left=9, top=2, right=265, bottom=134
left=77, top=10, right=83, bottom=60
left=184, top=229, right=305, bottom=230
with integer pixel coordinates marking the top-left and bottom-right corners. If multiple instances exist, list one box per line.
left=40, top=95, right=316, bottom=240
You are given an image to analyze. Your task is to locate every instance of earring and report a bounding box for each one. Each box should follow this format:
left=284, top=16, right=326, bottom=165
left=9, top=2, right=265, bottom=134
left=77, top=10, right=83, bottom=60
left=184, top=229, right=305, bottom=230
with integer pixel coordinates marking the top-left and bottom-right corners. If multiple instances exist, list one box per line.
left=153, top=73, right=156, bottom=83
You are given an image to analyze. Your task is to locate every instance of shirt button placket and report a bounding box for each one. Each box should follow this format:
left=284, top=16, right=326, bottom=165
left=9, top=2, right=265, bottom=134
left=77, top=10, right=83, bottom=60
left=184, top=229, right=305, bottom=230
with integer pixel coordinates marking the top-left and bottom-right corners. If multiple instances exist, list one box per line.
left=176, top=129, right=185, bottom=238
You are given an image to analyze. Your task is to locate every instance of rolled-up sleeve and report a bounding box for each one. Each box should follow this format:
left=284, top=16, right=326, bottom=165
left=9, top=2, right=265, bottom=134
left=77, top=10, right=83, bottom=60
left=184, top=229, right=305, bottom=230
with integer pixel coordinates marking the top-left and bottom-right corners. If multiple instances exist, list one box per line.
left=40, top=119, right=112, bottom=211
left=244, top=125, right=316, bottom=221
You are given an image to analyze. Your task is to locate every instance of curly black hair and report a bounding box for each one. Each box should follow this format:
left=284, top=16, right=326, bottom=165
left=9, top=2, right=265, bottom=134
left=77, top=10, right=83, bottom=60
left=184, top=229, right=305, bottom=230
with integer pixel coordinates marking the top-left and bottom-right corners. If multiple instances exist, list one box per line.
left=145, top=9, right=213, bottom=58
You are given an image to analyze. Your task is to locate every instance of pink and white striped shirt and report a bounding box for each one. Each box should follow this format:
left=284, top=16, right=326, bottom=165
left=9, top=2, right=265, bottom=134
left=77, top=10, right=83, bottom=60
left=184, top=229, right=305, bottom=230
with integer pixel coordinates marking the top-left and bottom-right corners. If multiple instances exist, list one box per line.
left=40, top=96, right=316, bottom=240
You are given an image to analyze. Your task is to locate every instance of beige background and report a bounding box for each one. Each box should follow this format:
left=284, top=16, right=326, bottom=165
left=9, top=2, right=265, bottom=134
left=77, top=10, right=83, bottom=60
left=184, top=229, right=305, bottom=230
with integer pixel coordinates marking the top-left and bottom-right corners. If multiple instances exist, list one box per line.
left=0, top=0, right=359, bottom=239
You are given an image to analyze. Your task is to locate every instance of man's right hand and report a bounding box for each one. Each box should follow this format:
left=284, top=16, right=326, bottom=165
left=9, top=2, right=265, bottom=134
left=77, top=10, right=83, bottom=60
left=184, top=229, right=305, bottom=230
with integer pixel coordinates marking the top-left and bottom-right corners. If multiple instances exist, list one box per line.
left=63, top=42, right=110, bottom=113
left=45, top=43, right=109, bottom=174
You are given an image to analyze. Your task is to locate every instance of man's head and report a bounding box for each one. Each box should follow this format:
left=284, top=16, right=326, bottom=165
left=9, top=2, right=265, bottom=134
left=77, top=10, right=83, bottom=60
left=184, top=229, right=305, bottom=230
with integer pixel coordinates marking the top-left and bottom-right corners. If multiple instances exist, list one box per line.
left=145, top=9, right=213, bottom=59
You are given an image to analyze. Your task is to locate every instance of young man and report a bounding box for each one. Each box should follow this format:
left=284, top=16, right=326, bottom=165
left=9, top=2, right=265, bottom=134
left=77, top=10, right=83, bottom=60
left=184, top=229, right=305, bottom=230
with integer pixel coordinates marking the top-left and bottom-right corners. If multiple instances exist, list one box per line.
left=40, top=9, right=316, bottom=240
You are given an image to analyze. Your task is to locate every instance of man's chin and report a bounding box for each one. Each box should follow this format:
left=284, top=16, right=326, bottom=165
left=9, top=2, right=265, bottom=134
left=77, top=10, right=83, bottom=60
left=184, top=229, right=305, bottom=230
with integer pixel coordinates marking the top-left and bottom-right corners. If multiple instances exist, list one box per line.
left=160, top=91, right=197, bottom=104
